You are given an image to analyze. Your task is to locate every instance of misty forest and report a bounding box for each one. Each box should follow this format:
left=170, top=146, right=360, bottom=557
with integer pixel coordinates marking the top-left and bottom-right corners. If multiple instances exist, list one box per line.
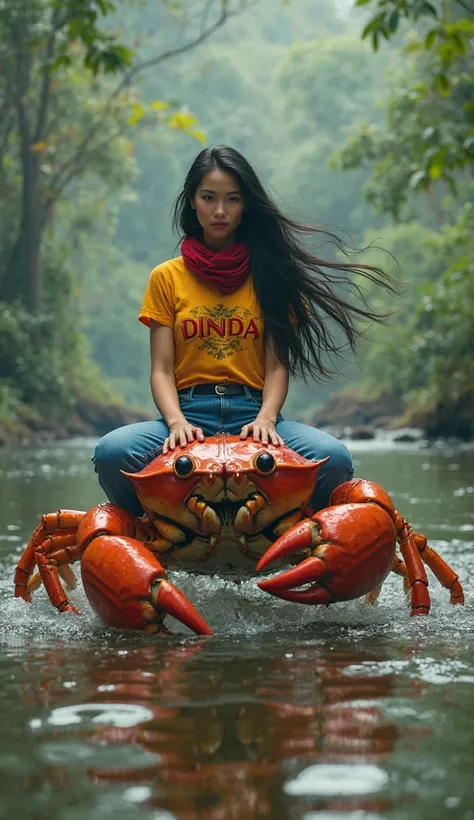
left=1, top=0, right=473, bottom=442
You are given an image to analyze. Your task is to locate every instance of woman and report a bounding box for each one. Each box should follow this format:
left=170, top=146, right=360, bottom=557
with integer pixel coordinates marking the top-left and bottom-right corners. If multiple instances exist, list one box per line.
left=93, top=145, right=398, bottom=517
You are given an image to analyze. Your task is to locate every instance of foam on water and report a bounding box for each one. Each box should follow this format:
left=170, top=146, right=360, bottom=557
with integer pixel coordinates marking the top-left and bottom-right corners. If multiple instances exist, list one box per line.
left=1, top=535, right=472, bottom=644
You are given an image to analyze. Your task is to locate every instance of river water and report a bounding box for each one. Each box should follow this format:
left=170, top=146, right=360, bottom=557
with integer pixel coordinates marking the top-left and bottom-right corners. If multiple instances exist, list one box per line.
left=0, top=437, right=473, bottom=820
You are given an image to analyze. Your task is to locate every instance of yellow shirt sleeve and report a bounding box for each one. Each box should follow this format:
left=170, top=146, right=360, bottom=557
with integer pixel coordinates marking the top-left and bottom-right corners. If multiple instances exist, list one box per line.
left=138, top=262, right=175, bottom=328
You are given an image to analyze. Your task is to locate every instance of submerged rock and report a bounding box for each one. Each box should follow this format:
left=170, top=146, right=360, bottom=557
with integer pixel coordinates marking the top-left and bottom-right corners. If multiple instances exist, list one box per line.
left=310, top=389, right=403, bottom=430
left=349, top=425, right=376, bottom=441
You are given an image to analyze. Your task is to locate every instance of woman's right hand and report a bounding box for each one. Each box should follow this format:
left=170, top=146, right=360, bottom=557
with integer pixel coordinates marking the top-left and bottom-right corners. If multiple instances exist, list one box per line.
left=163, top=420, right=205, bottom=454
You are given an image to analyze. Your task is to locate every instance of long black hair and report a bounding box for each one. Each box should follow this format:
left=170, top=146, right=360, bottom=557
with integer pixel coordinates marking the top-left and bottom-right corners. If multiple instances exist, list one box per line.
left=173, top=145, right=400, bottom=381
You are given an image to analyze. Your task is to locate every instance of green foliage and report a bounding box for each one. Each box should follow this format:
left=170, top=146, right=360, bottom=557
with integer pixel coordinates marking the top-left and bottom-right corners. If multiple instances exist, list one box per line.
left=356, top=0, right=472, bottom=70
left=0, top=300, right=75, bottom=416
left=2, top=0, right=471, bottom=437
left=349, top=2, right=474, bottom=204
left=336, top=51, right=473, bottom=218
left=0, top=384, right=22, bottom=424
left=331, top=1, right=473, bottom=432
left=361, top=205, right=474, bottom=417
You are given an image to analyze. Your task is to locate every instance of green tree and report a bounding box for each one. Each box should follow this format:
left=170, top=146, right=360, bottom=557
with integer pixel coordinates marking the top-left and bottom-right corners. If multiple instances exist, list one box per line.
left=348, top=0, right=474, bottom=206
left=336, top=0, right=474, bottom=434
left=0, top=0, right=258, bottom=312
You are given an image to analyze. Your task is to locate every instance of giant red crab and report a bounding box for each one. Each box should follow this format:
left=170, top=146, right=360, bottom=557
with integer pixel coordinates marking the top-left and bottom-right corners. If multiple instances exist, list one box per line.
left=14, top=434, right=464, bottom=635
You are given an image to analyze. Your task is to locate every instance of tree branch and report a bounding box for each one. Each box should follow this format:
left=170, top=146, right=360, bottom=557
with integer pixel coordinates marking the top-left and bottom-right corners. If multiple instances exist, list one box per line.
left=34, top=5, right=63, bottom=142
left=46, top=126, right=126, bottom=209
left=48, top=1, right=259, bottom=197
left=455, top=0, right=474, bottom=16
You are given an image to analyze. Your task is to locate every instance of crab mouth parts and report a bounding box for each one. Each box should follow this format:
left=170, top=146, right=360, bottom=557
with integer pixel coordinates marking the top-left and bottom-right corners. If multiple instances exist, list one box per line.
left=198, top=494, right=266, bottom=524
left=186, top=485, right=273, bottom=532
left=150, top=491, right=302, bottom=561
left=186, top=491, right=300, bottom=544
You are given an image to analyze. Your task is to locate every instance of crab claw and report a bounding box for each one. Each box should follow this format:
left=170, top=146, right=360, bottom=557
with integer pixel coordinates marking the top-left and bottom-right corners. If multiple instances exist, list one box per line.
left=256, top=519, right=317, bottom=572
left=257, top=504, right=397, bottom=606
left=258, top=555, right=333, bottom=604
left=153, top=578, right=213, bottom=636
left=81, top=535, right=212, bottom=636
left=256, top=519, right=329, bottom=601
left=258, top=555, right=326, bottom=592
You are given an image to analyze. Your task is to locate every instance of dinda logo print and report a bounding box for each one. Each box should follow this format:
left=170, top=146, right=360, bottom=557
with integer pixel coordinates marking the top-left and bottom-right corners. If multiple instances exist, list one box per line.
left=181, top=304, right=261, bottom=361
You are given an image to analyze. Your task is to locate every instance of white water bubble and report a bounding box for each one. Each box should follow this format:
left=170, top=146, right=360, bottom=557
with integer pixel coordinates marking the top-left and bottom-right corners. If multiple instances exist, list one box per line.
left=31, top=702, right=154, bottom=729
left=284, top=763, right=389, bottom=797
left=123, top=786, right=153, bottom=803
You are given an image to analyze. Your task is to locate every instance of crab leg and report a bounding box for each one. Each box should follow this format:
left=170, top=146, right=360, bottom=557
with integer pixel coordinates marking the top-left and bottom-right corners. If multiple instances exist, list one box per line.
left=36, top=549, right=81, bottom=614
left=26, top=534, right=80, bottom=593
left=365, top=553, right=408, bottom=606
left=405, top=528, right=464, bottom=605
left=14, top=510, right=85, bottom=600
left=397, top=522, right=430, bottom=615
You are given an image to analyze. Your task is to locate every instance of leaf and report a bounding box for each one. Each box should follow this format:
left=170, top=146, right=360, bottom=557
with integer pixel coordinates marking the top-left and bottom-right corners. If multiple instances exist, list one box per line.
left=420, top=2, right=438, bottom=17
left=434, top=72, right=451, bottom=96
left=388, top=11, right=399, bottom=32
left=150, top=100, right=170, bottom=111
left=424, top=28, right=437, bottom=50
left=422, top=126, right=435, bottom=140
left=428, top=163, right=442, bottom=181
left=51, top=54, right=72, bottom=71
left=168, top=111, right=198, bottom=130
left=409, top=169, right=427, bottom=189
left=355, top=0, right=372, bottom=5
left=31, top=141, right=47, bottom=153
left=128, top=103, right=145, bottom=126
left=362, top=13, right=385, bottom=39
left=188, top=129, right=206, bottom=144
left=449, top=30, right=467, bottom=55
left=455, top=19, right=474, bottom=35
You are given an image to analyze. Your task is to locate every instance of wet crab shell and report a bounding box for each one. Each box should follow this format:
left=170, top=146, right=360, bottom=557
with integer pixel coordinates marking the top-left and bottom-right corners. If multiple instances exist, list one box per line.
left=121, top=435, right=328, bottom=565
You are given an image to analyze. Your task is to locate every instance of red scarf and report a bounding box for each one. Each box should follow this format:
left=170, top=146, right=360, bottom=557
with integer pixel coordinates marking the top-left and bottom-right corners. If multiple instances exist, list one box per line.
left=181, top=236, right=250, bottom=295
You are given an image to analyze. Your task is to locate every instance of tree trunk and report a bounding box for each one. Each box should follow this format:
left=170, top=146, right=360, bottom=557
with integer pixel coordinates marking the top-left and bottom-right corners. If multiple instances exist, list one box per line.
left=1, top=110, right=42, bottom=312
left=19, top=135, right=41, bottom=313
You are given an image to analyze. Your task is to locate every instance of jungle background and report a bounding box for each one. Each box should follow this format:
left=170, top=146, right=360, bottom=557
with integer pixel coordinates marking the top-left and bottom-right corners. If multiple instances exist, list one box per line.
left=0, top=0, right=473, bottom=444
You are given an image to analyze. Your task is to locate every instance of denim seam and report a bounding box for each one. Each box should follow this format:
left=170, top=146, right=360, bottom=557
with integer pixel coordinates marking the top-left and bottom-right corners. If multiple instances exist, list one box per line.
left=137, top=445, right=163, bottom=464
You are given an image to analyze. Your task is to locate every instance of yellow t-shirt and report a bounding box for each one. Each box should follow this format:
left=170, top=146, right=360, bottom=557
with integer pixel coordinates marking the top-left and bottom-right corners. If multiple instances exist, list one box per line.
left=139, top=256, right=265, bottom=391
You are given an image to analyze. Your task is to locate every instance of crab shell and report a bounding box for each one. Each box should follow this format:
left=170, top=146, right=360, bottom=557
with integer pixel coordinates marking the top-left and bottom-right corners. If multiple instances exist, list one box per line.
left=122, top=434, right=328, bottom=572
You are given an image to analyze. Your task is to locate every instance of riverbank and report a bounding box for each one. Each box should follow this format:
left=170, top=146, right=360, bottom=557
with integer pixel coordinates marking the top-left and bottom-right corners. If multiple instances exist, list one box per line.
left=2, top=386, right=472, bottom=446
left=0, top=395, right=153, bottom=446
left=309, top=387, right=474, bottom=441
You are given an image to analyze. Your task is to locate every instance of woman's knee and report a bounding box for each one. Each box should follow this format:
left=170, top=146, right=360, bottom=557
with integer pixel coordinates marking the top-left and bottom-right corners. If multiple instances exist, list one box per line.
left=93, top=428, right=131, bottom=474
left=322, top=438, right=354, bottom=482
left=278, top=422, right=354, bottom=480
left=92, top=423, right=161, bottom=475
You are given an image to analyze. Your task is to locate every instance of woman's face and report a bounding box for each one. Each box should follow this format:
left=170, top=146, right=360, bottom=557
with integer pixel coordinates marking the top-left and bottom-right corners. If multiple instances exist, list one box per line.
left=192, top=168, right=245, bottom=249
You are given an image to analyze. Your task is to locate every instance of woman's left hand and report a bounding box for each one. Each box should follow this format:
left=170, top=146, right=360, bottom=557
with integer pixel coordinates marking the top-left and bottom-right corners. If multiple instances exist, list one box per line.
left=240, top=415, right=284, bottom=447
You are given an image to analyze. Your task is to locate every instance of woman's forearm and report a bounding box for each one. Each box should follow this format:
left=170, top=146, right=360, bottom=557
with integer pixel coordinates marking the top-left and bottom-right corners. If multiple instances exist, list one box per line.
left=259, top=363, right=289, bottom=422
left=150, top=370, right=186, bottom=427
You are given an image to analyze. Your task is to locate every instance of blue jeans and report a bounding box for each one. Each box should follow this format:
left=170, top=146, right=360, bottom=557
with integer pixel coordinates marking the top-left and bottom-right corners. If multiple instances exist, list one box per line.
left=93, top=387, right=354, bottom=517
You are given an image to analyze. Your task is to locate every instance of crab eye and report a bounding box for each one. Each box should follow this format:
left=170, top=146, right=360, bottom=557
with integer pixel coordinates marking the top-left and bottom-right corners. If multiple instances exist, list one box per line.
left=174, top=456, right=195, bottom=478
left=255, top=452, right=276, bottom=475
